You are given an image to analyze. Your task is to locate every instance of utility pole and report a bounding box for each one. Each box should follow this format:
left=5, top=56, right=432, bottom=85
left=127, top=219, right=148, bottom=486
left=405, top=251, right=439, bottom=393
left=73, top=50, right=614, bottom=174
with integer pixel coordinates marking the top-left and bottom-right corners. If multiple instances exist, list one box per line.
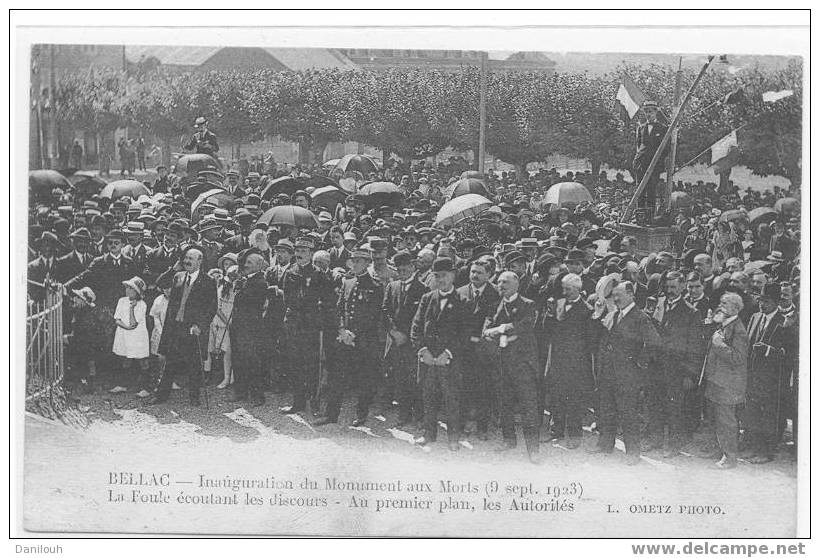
left=664, top=57, right=683, bottom=212
left=478, top=51, right=488, bottom=173
left=49, top=44, right=57, bottom=169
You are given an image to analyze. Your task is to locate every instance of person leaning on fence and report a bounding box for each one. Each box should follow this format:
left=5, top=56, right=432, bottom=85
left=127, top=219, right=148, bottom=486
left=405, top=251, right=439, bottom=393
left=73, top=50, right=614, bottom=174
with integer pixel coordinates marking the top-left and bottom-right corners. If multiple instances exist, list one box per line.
left=110, top=276, right=151, bottom=396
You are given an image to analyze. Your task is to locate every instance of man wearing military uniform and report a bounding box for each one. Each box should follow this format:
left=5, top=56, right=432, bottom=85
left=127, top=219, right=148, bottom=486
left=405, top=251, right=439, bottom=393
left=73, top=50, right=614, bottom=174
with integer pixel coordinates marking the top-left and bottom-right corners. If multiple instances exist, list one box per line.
left=280, top=237, right=336, bottom=415
left=315, top=248, right=384, bottom=427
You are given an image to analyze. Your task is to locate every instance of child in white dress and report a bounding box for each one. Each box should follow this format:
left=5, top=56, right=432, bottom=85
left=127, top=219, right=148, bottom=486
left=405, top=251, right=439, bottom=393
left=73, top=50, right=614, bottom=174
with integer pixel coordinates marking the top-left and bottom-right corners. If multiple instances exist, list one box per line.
left=110, top=276, right=150, bottom=395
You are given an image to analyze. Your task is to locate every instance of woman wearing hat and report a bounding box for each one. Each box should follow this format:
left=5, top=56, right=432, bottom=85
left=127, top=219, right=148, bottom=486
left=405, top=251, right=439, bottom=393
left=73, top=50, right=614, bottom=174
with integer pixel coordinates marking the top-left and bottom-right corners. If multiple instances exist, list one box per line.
left=205, top=264, right=239, bottom=389
left=110, top=276, right=151, bottom=396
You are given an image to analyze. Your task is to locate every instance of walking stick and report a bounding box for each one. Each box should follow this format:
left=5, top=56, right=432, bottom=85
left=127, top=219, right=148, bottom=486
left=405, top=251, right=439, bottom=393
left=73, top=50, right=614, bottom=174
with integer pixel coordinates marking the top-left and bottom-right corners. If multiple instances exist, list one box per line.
left=195, top=334, right=209, bottom=410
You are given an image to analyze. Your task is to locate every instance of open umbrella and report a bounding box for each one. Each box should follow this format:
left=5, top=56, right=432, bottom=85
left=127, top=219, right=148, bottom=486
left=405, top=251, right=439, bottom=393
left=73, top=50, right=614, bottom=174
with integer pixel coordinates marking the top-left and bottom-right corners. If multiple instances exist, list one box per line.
left=100, top=179, right=151, bottom=200
left=357, top=181, right=404, bottom=209
left=311, top=185, right=347, bottom=211
left=719, top=208, right=747, bottom=222
left=460, top=170, right=485, bottom=180
left=669, top=191, right=694, bottom=210
left=434, top=194, right=493, bottom=228
left=191, top=189, right=236, bottom=219
left=774, top=197, right=799, bottom=214
left=306, top=175, right=339, bottom=190
left=541, top=181, right=592, bottom=207
left=174, top=153, right=220, bottom=178
left=748, top=206, right=778, bottom=228
left=257, top=205, right=319, bottom=229
left=29, top=170, right=72, bottom=196
left=323, top=158, right=340, bottom=168
left=67, top=171, right=107, bottom=195
left=260, top=176, right=309, bottom=200
left=448, top=177, right=490, bottom=200
left=332, top=154, right=380, bottom=175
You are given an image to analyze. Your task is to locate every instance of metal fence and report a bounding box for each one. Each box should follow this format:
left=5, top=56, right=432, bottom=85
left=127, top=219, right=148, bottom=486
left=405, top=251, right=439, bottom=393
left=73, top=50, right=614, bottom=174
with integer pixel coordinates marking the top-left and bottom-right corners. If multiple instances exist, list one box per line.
left=26, top=285, right=65, bottom=403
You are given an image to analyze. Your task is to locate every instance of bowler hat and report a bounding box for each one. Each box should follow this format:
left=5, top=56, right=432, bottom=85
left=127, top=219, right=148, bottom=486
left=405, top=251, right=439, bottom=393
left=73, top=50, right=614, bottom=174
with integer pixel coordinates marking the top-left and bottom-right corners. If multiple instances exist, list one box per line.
left=392, top=250, right=414, bottom=267
left=69, top=227, right=92, bottom=241
left=432, top=257, right=455, bottom=273
left=759, top=281, right=781, bottom=301
left=503, top=250, right=527, bottom=268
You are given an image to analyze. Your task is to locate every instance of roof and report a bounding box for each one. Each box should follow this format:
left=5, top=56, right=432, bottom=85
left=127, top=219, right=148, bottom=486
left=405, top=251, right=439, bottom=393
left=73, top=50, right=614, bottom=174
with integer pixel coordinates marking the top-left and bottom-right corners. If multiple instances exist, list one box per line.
left=126, top=45, right=221, bottom=67
left=125, top=45, right=357, bottom=70
left=263, top=48, right=358, bottom=70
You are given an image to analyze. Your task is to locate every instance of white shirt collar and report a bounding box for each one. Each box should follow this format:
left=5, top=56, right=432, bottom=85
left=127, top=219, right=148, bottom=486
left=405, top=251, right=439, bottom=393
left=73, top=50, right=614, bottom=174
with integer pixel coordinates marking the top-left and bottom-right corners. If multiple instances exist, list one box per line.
left=503, top=293, right=519, bottom=303
left=472, top=282, right=487, bottom=296
left=438, top=287, right=455, bottom=297
left=187, top=269, right=200, bottom=283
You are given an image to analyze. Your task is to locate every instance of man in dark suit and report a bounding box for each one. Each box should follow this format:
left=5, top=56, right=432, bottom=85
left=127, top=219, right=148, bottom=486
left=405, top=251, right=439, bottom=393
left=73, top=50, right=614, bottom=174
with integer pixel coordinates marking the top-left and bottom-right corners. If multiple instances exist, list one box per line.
left=123, top=221, right=150, bottom=274
left=411, top=257, right=468, bottom=451
left=633, top=100, right=670, bottom=220
left=543, top=273, right=595, bottom=449
left=647, top=271, right=705, bottom=457
left=65, top=230, right=138, bottom=313
left=229, top=249, right=270, bottom=406
left=316, top=248, right=384, bottom=427
left=184, top=116, right=219, bottom=159
left=381, top=251, right=427, bottom=426
left=151, top=247, right=217, bottom=406
left=222, top=209, right=255, bottom=253
left=144, top=224, right=182, bottom=287
left=456, top=259, right=501, bottom=439
left=588, top=281, right=661, bottom=465
left=55, top=228, right=93, bottom=285
left=484, top=271, right=542, bottom=463
left=28, top=231, right=63, bottom=302
left=742, top=282, right=788, bottom=463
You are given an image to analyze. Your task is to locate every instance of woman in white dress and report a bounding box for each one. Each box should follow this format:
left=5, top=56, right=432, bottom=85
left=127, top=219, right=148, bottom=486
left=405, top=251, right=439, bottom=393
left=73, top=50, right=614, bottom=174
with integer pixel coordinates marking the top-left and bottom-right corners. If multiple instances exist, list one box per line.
left=110, top=276, right=150, bottom=394
left=205, top=265, right=238, bottom=389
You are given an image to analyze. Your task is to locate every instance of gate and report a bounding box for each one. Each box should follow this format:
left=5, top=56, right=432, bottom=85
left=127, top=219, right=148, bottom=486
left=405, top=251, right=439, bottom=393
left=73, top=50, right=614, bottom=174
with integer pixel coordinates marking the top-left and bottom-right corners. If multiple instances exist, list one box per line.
left=26, top=283, right=67, bottom=418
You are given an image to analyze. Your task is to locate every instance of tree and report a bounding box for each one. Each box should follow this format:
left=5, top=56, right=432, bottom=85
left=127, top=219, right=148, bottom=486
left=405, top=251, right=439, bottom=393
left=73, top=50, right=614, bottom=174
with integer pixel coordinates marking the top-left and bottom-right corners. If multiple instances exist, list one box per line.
left=54, top=68, right=127, bottom=163
left=252, top=69, right=350, bottom=165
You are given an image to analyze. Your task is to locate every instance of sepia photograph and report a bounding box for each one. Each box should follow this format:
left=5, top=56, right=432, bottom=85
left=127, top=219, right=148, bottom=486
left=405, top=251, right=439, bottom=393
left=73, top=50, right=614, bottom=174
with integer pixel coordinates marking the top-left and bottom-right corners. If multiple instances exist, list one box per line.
left=11, top=10, right=810, bottom=543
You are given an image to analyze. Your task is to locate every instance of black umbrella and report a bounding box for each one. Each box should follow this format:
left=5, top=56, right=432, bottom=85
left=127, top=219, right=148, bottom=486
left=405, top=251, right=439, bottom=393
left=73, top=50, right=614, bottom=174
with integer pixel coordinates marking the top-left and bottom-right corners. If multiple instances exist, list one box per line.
left=448, top=177, right=490, bottom=200
left=260, top=176, right=310, bottom=200
left=333, top=154, right=380, bottom=175
left=357, top=181, right=404, bottom=209
left=68, top=171, right=108, bottom=195
left=174, top=154, right=220, bottom=178
left=29, top=170, right=72, bottom=198
left=311, top=185, right=347, bottom=211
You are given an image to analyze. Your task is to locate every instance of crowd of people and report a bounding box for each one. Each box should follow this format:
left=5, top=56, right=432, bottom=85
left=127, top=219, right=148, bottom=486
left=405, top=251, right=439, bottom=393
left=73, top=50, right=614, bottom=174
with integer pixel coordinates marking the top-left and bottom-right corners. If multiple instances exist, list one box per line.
left=27, top=151, right=801, bottom=469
